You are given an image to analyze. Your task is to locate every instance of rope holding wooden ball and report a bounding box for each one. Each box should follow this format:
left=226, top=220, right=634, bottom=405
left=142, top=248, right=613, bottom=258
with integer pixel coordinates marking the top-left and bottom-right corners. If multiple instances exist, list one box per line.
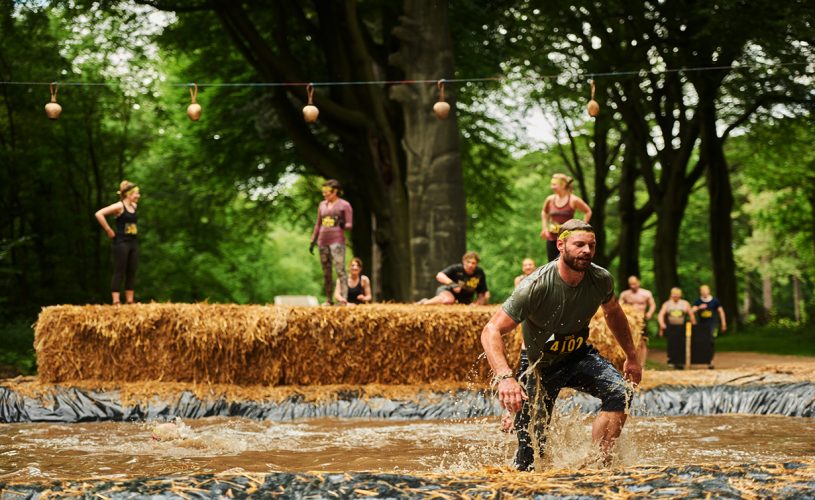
left=433, top=79, right=451, bottom=119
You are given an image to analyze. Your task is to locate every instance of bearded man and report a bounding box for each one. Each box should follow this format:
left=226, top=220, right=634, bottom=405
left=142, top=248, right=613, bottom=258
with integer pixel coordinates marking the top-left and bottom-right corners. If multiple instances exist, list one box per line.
left=481, top=219, right=642, bottom=470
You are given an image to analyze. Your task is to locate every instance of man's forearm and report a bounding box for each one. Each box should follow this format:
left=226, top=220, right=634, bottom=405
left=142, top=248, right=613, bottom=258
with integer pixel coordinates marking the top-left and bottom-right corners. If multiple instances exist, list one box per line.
left=481, top=323, right=512, bottom=376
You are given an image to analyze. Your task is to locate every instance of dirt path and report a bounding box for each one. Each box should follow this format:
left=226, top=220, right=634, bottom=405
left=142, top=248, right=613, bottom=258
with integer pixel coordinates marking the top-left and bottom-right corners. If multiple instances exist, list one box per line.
left=647, top=348, right=815, bottom=370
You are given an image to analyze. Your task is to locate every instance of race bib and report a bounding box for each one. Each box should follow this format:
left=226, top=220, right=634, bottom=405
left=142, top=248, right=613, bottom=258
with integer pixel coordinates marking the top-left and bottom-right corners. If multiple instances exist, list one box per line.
left=124, top=223, right=138, bottom=235
left=549, top=222, right=562, bottom=234
left=321, top=216, right=336, bottom=228
left=701, top=310, right=713, bottom=318
left=545, top=331, right=587, bottom=355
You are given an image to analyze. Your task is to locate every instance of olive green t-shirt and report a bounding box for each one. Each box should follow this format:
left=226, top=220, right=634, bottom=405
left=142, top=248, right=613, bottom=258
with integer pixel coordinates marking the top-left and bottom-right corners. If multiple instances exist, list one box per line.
left=502, top=259, right=615, bottom=367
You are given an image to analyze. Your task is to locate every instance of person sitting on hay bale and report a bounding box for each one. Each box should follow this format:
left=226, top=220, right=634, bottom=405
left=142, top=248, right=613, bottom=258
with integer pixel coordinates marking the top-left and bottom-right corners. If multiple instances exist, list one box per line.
left=333, top=257, right=372, bottom=306
left=481, top=219, right=641, bottom=471
left=417, top=251, right=489, bottom=305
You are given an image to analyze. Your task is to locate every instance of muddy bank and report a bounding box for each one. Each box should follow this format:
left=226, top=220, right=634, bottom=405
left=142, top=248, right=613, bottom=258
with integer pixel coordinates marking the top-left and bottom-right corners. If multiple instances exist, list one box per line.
left=2, top=461, right=814, bottom=499
left=2, top=381, right=813, bottom=423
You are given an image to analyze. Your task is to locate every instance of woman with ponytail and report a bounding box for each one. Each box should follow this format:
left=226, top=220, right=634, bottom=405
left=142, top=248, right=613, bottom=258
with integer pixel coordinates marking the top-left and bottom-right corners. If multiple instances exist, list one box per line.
left=94, top=180, right=141, bottom=304
left=540, top=173, right=592, bottom=261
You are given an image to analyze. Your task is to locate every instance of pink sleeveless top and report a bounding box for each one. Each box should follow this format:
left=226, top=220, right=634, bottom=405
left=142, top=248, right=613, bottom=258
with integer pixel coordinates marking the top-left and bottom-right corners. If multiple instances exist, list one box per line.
left=546, top=195, right=575, bottom=241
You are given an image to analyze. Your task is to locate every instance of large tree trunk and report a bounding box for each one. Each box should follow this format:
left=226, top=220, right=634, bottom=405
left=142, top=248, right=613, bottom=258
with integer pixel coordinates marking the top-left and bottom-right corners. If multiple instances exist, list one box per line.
left=616, top=139, right=651, bottom=287
left=390, top=0, right=466, bottom=300
left=652, top=203, right=683, bottom=304
left=699, top=98, right=739, bottom=327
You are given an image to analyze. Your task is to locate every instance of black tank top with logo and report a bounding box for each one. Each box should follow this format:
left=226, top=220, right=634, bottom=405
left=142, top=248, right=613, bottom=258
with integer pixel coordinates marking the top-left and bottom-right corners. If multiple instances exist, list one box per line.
left=115, top=202, right=138, bottom=242
left=346, top=278, right=365, bottom=304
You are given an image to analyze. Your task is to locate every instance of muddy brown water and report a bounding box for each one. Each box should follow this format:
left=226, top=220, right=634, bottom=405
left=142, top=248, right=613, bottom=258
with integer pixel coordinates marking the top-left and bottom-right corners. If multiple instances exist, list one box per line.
left=2, top=414, right=814, bottom=482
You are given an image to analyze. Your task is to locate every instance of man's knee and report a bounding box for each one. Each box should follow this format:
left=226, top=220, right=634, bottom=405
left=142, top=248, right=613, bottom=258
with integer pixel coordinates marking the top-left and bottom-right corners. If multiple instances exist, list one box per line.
left=439, top=292, right=456, bottom=304
left=600, top=384, right=630, bottom=412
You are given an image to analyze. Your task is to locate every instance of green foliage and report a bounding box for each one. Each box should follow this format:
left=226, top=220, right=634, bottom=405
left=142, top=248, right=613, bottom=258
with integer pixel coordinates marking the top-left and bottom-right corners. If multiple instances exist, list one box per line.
left=650, top=321, right=815, bottom=356
left=0, top=321, right=36, bottom=375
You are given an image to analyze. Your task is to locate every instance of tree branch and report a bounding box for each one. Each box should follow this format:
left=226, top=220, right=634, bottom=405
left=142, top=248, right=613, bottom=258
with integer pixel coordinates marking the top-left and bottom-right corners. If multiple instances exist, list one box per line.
left=136, top=0, right=214, bottom=13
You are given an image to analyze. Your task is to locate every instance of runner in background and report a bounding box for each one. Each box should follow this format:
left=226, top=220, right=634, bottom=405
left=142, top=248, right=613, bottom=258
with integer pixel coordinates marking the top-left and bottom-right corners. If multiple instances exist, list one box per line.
left=540, top=173, right=592, bottom=262
left=619, top=276, right=657, bottom=364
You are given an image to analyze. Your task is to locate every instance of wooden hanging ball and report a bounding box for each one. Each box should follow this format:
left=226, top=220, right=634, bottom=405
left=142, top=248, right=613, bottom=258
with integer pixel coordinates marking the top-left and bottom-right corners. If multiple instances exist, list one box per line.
left=433, top=101, right=451, bottom=119
left=303, top=104, right=319, bottom=123
left=187, top=103, right=202, bottom=121
left=45, top=101, right=62, bottom=120
left=587, top=99, right=600, bottom=117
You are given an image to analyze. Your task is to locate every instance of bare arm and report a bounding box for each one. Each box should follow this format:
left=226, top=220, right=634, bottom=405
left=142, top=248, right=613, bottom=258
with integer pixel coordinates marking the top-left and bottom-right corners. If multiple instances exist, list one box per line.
left=601, top=296, right=642, bottom=384
left=94, top=202, right=123, bottom=239
left=646, top=294, right=657, bottom=320
left=718, top=306, right=727, bottom=331
left=310, top=203, right=322, bottom=243
left=572, top=195, right=593, bottom=224
left=687, top=302, right=697, bottom=325
left=481, top=308, right=527, bottom=412
left=540, top=197, right=551, bottom=239
left=435, top=271, right=454, bottom=286
left=657, top=302, right=667, bottom=331
left=333, top=278, right=346, bottom=304
left=343, top=201, right=353, bottom=231
left=359, top=276, right=373, bottom=303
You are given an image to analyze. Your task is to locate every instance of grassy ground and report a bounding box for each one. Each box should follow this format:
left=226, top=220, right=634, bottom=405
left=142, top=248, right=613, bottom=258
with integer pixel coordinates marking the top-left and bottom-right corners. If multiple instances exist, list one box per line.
left=648, top=321, right=815, bottom=357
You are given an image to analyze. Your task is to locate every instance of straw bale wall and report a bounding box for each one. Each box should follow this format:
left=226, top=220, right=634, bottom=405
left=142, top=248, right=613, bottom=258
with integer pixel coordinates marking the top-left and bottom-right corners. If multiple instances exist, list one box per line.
left=34, top=303, right=641, bottom=386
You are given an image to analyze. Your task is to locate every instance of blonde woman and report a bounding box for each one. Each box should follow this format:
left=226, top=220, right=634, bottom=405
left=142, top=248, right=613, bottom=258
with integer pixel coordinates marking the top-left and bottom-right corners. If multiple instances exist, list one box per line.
left=94, top=180, right=141, bottom=305
left=540, top=173, right=592, bottom=261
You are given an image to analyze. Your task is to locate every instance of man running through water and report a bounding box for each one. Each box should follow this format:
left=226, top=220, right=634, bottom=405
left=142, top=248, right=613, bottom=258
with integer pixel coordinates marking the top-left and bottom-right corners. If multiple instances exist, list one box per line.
left=619, top=276, right=656, bottom=364
left=481, top=219, right=642, bottom=471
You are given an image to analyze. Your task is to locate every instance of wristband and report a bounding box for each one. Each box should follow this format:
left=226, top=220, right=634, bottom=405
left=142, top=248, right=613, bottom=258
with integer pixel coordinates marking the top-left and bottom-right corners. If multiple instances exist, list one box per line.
left=491, top=372, right=515, bottom=388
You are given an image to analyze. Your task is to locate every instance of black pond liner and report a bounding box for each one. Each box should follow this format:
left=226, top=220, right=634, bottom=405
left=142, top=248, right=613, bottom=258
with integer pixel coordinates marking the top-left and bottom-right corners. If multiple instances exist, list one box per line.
left=1, top=382, right=814, bottom=423
left=1, top=462, right=814, bottom=499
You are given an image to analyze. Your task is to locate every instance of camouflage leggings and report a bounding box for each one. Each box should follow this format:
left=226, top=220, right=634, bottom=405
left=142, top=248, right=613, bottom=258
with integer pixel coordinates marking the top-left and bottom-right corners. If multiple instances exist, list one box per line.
left=319, top=243, right=347, bottom=304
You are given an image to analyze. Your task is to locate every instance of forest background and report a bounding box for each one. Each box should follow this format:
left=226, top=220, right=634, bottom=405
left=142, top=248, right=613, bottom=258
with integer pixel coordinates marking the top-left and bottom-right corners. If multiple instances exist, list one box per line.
left=1, top=0, right=813, bottom=373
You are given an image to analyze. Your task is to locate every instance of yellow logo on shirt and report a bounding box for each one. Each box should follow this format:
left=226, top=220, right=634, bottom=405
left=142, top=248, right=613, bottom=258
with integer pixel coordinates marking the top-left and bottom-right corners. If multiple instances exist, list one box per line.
left=465, top=277, right=480, bottom=290
left=701, top=310, right=713, bottom=318
left=124, top=223, right=138, bottom=235
left=322, top=216, right=336, bottom=227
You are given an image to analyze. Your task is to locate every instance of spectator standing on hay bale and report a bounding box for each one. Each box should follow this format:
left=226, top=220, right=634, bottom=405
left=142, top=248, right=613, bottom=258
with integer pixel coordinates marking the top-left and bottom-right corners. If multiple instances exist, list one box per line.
left=333, top=257, right=372, bottom=306
left=310, top=179, right=353, bottom=305
left=417, top=251, right=489, bottom=305
left=540, top=173, right=592, bottom=262
left=481, top=219, right=641, bottom=471
left=619, top=276, right=657, bottom=364
left=658, top=287, right=696, bottom=369
left=94, top=180, right=141, bottom=305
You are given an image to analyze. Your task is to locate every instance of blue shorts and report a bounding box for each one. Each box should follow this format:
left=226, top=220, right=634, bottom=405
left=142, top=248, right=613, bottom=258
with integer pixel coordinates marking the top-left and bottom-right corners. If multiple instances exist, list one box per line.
left=531, top=345, right=631, bottom=412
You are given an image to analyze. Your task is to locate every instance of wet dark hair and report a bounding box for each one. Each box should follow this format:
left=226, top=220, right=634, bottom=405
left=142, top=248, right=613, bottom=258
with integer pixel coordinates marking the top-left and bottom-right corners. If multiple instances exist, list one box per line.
left=323, top=179, right=342, bottom=193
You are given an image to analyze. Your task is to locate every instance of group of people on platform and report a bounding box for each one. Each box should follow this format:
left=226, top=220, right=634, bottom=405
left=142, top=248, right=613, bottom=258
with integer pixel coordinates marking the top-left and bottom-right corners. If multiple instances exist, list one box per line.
left=94, top=173, right=725, bottom=472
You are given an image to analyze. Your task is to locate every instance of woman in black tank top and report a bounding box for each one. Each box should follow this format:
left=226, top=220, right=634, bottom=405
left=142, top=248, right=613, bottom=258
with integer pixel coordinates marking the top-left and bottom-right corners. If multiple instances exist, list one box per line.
left=94, top=180, right=141, bottom=305
left=333, top=257, right=372, bottom=305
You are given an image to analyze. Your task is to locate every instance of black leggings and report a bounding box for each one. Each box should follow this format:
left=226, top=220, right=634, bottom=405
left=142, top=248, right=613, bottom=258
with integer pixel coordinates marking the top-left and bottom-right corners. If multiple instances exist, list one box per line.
left=546, top=240, right=558, bottom=262
left=111, top=239, right=138, bottom=292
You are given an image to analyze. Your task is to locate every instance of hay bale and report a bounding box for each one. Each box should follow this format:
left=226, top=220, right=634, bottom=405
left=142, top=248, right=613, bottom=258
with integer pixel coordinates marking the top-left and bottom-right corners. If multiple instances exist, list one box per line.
left=588, top=304, right=644, bottom=370
left=34, top=303, right=639, bottom=386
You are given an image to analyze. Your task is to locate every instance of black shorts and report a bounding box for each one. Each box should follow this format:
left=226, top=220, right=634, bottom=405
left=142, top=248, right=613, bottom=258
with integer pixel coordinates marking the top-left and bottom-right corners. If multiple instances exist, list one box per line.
left=531, top=346, right=631, bottom=412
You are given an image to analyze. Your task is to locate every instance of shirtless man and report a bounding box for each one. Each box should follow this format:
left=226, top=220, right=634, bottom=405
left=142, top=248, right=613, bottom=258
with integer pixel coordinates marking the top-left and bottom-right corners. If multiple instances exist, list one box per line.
left=618, top=276, right=656, bottom=364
